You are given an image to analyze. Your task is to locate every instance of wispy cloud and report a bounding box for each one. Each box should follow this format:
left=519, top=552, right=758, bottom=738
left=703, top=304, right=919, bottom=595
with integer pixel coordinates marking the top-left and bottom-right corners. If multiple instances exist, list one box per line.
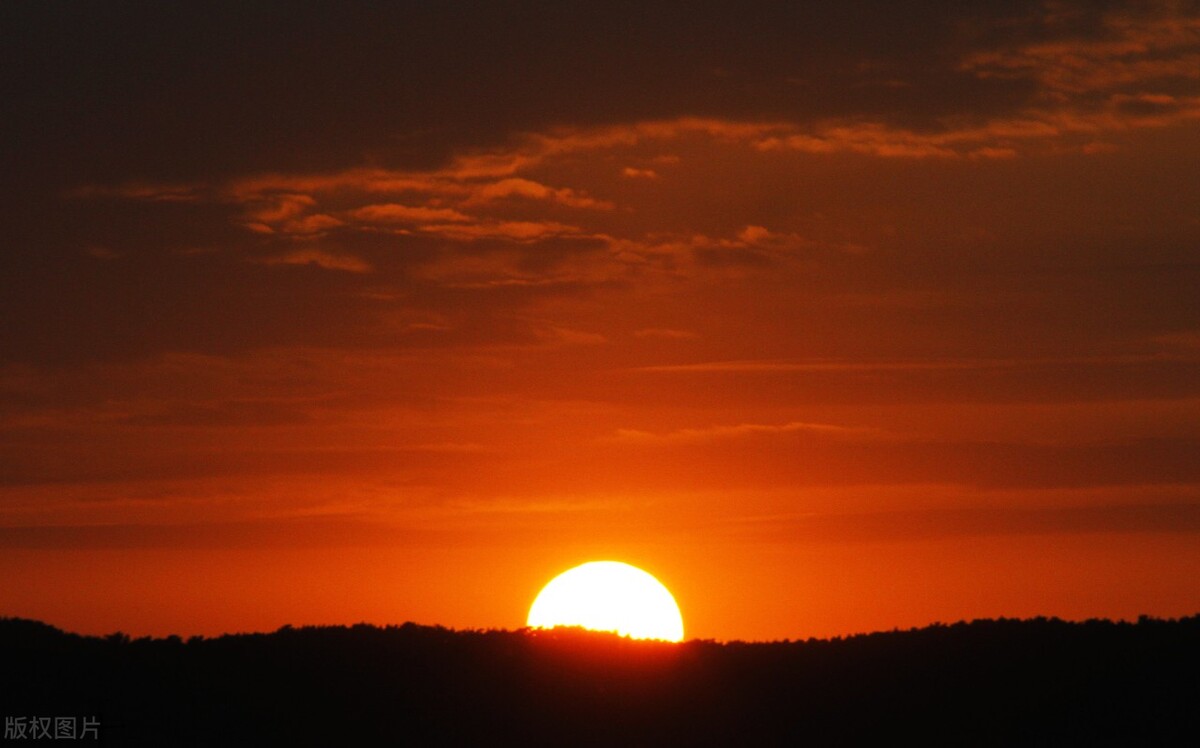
left=68, top=181, right=205, bottom=203
left=621, top=167, right=658, bottom=179
left=350, top=203, right=472, bottom=224
left=720, top=502, right=1200, bottom=543
left=415, top=220, right=585, bottom=243
left=634, top=353, right=1198, bottom=374
left=611, top=420, right=880, bottom=444
left=961, top=10, right=1200, bottom=95
left=633, top=328, right=699, bottom=340
left=441, top=495, right=625, bottom=515
left=466, top=178, right=613, bottom=210
left=257, top=249, right=372, bottom=273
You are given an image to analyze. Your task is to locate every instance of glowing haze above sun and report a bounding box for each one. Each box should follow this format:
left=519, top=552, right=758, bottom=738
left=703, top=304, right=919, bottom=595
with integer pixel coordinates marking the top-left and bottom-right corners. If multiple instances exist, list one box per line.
left=527, top=561, right=685, bottom=642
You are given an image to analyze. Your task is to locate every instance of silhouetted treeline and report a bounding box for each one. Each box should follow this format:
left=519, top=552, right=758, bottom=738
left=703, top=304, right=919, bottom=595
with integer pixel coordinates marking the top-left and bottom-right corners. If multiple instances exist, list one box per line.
left=2, top=615, right=1198, bottom=745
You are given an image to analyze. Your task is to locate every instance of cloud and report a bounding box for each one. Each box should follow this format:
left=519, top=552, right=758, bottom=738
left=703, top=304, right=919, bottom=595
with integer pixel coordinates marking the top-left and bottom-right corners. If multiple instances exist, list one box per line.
left=961, top=9, right=1200, bottom=95
left=245, top=194, right=316, bottom=224
left=46, top=2, right=1200, bottom=371
left=535, top=326, right=607, bottom=346
left=0, top=516, right=438, bottom=550
left=755, top=126, right=958, bottom=158
left=751, top=93, right=1200, bottom=159
left=68, top=182, right=204, bottom=202
left=412, top=243, right=625, bottom=288
left=611, top=420, right=880, bottom=444
left=599, top=226, right=819, bottom=275
left=282, top=214, right=343, bottom=235
left=76, top=49, right=1200, bottom=258
left=622, top=167, right=658, bottom=179
left=258, top=249, right=372, bottom=273
left=227, top=169, right=470, bottom=200
left=440, top=495, right=625, bottom=516
left=350, top=203, right=472, bottom=224
left=736, top=225, right=772, bottom=244
left=241, top=197, right=343, bottom=235
left=633, top=328, right=699, bottom=340
left=633, top=353, right=1198, bottom=374
left=468, top=178, right=613, bottom=210
left=725, top=502, right=1200, bottom=543
left=416, top=220, right=585, bottom=242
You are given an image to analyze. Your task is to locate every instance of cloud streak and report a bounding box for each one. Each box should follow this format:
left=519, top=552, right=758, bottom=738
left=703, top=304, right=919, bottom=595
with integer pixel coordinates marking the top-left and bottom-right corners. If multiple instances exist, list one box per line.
left=611, top=421, right=882, bottom=444
left=257, top=249, right=372, bottom=273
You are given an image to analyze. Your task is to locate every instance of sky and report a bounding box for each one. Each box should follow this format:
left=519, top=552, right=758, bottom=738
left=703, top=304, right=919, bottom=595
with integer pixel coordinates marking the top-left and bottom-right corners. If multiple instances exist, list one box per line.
left=2, top=1, right=1198, bottom=642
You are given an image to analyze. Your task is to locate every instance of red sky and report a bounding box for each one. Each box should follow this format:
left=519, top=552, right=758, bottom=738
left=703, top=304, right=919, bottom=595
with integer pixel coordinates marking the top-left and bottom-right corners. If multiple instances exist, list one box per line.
left=2, top=1, right=1199, bottom=641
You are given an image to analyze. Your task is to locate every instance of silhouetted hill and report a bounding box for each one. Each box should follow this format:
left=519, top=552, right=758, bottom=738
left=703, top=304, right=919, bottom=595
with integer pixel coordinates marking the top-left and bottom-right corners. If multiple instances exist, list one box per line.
left=2, top=615, right=1197, bottom=745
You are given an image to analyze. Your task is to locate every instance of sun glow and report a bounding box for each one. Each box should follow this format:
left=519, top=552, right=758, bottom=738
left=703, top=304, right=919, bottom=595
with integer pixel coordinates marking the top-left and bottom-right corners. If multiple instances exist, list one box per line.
left=527, top=561, right=685, bottom=642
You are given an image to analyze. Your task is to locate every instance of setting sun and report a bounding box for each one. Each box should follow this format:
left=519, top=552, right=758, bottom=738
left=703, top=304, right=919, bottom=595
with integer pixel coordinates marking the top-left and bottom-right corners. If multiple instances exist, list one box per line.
left=4, top=1, right=1200, bottom=742
left=527, top=561, right=685, bottom=642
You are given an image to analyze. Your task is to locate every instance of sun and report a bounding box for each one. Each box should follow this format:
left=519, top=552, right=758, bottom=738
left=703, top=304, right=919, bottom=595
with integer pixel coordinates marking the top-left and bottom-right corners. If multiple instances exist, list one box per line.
left=527, top=561, right=684, bottom=642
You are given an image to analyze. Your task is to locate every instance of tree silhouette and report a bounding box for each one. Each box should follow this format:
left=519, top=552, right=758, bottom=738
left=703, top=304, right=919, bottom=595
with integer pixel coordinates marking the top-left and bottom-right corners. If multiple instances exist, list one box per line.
left=2, top=615, right=1197, bottom=745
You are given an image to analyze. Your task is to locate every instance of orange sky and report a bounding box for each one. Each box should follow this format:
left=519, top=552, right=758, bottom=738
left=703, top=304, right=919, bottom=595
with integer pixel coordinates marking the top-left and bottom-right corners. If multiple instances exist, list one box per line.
left=2, top=1, right=1199, bottom=641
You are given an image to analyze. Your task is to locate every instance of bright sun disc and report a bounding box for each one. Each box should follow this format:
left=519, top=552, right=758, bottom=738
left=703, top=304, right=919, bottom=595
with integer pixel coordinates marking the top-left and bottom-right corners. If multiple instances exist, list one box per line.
left=527, top=561, right=684, bottom=642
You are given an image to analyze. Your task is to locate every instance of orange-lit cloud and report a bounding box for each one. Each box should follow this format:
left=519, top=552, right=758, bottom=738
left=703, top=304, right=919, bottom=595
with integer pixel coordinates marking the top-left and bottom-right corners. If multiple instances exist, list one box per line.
left=468, top=178, right=614, bottom=210
left=961, top=10, right=1200, bottom=94
left=633, top=328, right=698, bottom=340
left=418, top=220, right=586, bottom=243
left=258, top=249, right=372, bottom=273
left=611, top=420, right=882, bottom=444
left=622, top=167, right=658, bottom=179
left=350, top=203, right=472, bottom=224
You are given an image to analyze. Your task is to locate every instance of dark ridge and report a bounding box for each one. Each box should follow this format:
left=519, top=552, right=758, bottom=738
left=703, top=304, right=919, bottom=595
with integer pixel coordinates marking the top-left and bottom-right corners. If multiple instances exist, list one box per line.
left=2, top=615, right=1197, bottom=746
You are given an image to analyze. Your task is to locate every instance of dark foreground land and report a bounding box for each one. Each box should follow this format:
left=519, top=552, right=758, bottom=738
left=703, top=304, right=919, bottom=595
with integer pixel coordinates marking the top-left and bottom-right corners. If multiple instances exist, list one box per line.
left=2, top=615, right=1198, bottom=746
